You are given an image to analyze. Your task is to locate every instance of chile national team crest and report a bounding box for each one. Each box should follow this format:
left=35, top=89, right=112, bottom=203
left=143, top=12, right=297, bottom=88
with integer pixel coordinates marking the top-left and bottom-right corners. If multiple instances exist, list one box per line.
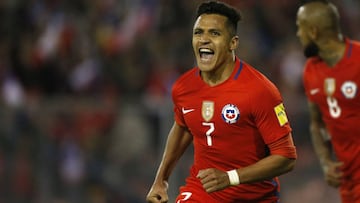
left=221, top=104, right=240, bottom=124
left=341, top=81, right=357, bottom=99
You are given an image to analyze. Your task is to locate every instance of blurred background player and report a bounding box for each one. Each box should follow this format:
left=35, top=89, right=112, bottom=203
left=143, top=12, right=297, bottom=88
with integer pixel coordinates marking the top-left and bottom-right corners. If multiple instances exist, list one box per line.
left=146, top=1, right=297, bottom=202
left=296, top=1, right=360, bottom=202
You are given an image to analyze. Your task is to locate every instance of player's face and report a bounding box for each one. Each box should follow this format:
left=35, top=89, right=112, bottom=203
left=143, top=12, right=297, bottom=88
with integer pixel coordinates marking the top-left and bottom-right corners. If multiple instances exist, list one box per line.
left=296, top=8, right=319, bottom=57
left=192, top=14, right=236, bottom=72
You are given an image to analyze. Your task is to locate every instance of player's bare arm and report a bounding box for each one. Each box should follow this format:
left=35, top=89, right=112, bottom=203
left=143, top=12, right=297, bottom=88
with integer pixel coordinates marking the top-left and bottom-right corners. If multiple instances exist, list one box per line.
left=308, top=101, right=343, bottom=188
left=146, top=122, right=193, bottom=203
left=308, top=101, right=331, bottom=164
left=197, top=133, right=296, bottom=193
left=197, top=154, right=295, bottom=193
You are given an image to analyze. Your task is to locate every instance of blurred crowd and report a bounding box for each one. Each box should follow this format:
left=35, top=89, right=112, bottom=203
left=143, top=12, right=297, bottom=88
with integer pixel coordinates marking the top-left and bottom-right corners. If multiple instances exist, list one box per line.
left=0, top=0, right=359, bottom=203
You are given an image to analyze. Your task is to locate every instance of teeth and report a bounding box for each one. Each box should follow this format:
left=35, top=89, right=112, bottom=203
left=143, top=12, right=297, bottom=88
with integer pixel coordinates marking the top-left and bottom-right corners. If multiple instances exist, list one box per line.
left=199, top=48, right=213, bottom=53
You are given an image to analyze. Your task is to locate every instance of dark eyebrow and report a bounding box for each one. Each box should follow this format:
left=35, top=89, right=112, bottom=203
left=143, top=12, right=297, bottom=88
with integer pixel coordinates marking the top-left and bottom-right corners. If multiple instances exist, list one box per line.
left=193, top=28, right=203, bottom=33
left=208, top=28, right=221, bottom=33
left=193, top=28, right=221, bottom=33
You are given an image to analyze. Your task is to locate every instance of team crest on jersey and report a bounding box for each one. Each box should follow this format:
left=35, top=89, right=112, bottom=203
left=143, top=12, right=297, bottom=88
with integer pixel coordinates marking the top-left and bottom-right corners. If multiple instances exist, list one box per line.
left=221, top=104, right=240, bottom=124
left=341, top=81, right=357, bottom=99
left=202, top=101, right=214, bottom=121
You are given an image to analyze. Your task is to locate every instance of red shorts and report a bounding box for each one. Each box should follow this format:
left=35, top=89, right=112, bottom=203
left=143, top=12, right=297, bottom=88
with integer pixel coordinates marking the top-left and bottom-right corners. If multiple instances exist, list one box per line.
left=175, top=184, right=218, bottom=203
left=175, top=176, right=279, bottom=203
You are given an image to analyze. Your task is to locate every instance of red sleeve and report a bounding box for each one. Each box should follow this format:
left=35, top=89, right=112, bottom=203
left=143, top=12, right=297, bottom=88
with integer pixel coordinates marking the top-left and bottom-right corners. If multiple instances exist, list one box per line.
left=251, top=81, right=292, bottom=145
left=302, top=59, right=318, bottom=102
left=172, top=81, right=186, bottom=127
left=268, top=133, right=297, bottom=159
left=173, top=105, right=186, bottom=127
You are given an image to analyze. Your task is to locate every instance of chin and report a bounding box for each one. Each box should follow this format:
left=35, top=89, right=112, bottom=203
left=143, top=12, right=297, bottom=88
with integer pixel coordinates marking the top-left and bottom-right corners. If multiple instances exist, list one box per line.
left=197, top=63, right=215, bottom=72
left=197, top=65, right=208, bottom=72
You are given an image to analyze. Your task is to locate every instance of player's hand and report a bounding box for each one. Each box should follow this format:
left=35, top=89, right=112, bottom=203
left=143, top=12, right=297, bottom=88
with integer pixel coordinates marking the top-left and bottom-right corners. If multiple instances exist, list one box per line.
left=321, top=160, right=344, bottom=188
left=146, top=181, right=169, bottom=203
left=197, top=168, right=230, bottom=193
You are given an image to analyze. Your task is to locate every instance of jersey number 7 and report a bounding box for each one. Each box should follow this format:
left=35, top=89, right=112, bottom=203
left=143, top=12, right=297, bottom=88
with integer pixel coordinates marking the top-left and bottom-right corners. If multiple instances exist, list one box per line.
left=202, top=122, right=215, bottom=146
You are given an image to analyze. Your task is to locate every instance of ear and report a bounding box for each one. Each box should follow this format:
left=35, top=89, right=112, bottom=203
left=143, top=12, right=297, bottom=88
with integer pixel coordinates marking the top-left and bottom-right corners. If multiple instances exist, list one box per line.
left=230, top=35, right=239, bottom=51
left=308, top=26, right=318, bottom=41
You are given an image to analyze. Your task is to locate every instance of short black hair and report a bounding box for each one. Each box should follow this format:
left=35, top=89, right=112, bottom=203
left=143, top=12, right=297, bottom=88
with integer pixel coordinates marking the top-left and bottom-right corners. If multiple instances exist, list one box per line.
left=196, top=1, right=241, bottom=35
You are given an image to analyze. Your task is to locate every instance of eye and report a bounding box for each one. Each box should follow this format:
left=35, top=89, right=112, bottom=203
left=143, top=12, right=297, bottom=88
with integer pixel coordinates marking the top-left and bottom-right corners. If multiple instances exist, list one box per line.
left=211, top=31, right=221, bottom=36
left=193, top=29, right=202, bottom=35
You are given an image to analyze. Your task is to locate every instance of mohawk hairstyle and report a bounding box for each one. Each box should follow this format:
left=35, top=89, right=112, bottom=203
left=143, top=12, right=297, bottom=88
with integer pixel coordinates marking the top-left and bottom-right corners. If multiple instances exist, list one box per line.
left=196, top=1, right=241, bottom=34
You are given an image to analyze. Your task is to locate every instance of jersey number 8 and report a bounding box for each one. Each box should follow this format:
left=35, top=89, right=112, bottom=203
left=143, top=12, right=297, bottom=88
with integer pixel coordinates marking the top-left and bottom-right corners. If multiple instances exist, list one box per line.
left=326, top=96, right=341, bottom=118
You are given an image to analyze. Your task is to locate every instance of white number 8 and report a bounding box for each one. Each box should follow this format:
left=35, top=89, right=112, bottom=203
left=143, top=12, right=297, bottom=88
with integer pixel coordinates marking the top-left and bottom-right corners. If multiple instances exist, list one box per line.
left=326, top=96, right=341, bottom=118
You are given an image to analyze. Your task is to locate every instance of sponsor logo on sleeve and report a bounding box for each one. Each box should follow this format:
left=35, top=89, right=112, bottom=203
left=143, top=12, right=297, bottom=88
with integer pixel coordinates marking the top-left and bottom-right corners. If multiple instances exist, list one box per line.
left=274, top=103, right=288, bottom=126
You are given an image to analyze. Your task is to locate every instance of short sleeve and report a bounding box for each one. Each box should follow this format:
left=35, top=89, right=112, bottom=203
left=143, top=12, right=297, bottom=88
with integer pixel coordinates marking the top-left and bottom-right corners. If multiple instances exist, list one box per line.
left=251, top=83, right=292, bottom=144
left=172, top=81, right=186, bottom=127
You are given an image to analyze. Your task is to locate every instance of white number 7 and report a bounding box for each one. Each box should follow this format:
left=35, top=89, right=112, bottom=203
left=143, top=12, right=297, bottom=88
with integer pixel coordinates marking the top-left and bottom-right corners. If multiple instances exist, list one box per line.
left=176, top=192, right=192, bottom=203
left=202, top=122, right=215, bottom=146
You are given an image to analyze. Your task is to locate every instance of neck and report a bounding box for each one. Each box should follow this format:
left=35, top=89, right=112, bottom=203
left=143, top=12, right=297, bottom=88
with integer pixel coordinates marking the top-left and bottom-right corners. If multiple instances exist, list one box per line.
left=319, top=35, right=346, bottom=67
left=201, top=58, right=235, bottom=86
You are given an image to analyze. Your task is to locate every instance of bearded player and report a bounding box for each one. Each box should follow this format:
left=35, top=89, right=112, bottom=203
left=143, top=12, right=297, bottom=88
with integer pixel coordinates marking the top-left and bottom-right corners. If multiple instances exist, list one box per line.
left=296, top=1, right=360, bottom=202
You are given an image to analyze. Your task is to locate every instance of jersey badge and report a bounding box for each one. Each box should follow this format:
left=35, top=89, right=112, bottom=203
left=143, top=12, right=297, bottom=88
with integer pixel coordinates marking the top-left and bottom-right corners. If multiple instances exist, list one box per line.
left=202, top=101, right=214, bottom=121
left=274, top=103, right=288, bottom=126
left=341, top=81, right=357, bottom=99
left=221, top=104, right=240, bottom=124
left=324, top=78, right=336, bottom=96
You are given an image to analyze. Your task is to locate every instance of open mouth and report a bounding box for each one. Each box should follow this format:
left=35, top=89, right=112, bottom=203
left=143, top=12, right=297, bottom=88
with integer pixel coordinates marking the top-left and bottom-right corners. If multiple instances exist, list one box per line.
left=199, top=48, right=214, bottom=61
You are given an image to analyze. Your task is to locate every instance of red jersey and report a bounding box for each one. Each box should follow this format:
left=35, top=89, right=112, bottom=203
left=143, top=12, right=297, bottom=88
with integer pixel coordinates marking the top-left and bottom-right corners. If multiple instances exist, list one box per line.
left=303, top=39, right=360, bottom=182
left=172, top=58, right=293, bottom=202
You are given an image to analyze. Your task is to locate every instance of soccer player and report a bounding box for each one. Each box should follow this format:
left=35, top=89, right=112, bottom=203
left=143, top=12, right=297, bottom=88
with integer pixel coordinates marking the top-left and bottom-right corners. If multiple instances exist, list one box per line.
left=296, top=1, right=360, bottom=202
left=146, top=1, right=297, bottom=202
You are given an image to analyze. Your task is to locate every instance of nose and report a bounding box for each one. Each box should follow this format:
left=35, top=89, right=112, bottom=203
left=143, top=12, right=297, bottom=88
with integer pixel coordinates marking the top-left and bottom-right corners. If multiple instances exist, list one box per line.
left=199, top=34, right=210, bottom=44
